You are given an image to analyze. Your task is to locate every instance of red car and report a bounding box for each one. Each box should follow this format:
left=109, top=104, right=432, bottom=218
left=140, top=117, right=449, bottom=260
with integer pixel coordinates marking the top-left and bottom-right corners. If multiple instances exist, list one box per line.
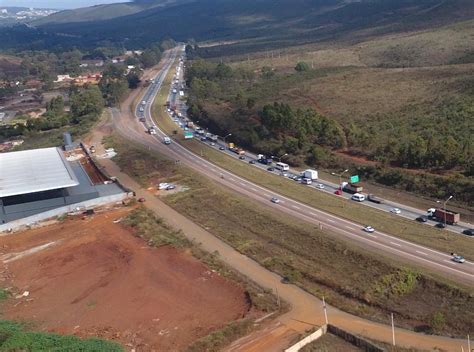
left=334, top=189, right=342, bottom=195
left=137, top=197, right=146, bottom=203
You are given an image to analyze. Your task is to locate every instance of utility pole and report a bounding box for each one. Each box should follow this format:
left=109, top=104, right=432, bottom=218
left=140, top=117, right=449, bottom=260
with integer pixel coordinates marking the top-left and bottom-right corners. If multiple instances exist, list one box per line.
left=391, top=313, right=396, bottom=346
left=322, top=296, right=328, bottom=325
left=468, top=334, right=471, bottom=352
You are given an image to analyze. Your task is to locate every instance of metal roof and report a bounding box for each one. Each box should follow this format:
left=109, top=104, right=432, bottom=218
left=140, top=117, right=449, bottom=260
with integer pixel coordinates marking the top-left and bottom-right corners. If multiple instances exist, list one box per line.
left=0, top=147, right=79, bottom=198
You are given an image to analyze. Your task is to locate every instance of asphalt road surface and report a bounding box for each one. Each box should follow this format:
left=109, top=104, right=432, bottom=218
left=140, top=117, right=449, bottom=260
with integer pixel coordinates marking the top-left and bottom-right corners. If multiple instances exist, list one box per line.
left=115, top=46, right=474, bottom=285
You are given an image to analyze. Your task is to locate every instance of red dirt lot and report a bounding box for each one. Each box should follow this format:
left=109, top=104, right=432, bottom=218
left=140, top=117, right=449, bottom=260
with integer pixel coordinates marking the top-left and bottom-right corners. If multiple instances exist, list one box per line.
left=0, top=209, right=249, bottom=351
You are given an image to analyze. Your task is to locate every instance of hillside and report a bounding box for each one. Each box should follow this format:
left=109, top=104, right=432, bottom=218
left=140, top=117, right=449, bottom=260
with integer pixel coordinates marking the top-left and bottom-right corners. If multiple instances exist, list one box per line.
left=30, top=0, right=190, bottom=26
left=7, top=0, right=472, bottom=50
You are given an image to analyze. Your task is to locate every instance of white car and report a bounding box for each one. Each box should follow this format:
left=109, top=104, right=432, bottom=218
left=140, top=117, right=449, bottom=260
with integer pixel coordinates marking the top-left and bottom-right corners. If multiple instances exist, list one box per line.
left=363, top=226, right=375, bottom=233
left=315, top=183, right=325, bottom=189
left=390, top=208, right=401, bottom=214
left=271, top=197, right=280, bottom=204
left=452, top=255, right=465, bottom=263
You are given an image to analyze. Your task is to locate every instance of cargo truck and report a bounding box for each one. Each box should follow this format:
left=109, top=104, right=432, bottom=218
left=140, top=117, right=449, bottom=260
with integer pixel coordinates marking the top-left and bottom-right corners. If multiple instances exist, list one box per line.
left=228, top=142, right=245, bottom=155
left=257, top=154, right=273, bottom=165
left=427, top=208, right=460, bottom=225
left=303, top=169, right=318, bottom=180
left=343, top=183, right=363, bottom=194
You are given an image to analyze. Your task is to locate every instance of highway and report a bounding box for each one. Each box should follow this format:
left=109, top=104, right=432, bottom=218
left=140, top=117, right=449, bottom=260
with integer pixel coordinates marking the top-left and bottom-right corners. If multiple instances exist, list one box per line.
left=166, top=56, right=474, bottom=235
left=116, top=46, right=474, bottom=285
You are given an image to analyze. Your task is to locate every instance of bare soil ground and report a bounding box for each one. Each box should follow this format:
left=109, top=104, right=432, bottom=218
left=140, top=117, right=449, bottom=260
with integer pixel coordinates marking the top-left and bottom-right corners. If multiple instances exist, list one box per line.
left=0, top=208, right=249, bottom=351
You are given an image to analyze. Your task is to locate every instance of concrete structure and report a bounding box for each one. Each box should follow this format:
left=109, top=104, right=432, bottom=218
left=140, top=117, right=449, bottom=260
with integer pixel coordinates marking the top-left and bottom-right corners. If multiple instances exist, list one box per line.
left=0, top=145, right=130, bottom=225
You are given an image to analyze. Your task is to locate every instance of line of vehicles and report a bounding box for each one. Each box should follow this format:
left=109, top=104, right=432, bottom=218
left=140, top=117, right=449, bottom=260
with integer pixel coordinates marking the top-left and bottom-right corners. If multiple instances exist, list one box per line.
left=161, top=51, right=473, bottom=239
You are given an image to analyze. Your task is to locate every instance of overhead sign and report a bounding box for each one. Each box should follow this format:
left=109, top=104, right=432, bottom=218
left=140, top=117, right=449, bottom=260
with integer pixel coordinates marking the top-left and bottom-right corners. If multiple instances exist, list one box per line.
left=184, top=131, right=193, bottom=140
left=350, top=175, right=360, bottom=183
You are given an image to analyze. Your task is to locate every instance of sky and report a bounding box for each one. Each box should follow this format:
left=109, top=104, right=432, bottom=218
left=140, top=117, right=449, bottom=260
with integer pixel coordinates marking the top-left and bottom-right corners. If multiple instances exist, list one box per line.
left=0, top=0, right=130, bottom=10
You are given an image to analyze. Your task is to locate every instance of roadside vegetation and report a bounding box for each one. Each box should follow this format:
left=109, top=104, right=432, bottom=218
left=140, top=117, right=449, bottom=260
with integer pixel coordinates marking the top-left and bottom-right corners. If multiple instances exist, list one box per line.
left=150, top=73, right=474, bottom=261
left=0, top=320, right=122, bottom=351
left=184, top=57, right=474, bottom=206
left=108, top=135, right=474, bottom=337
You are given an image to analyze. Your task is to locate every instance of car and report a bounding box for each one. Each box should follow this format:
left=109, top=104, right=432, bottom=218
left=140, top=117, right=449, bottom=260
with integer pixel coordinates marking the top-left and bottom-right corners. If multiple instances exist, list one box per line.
left=137, top=197, right=146, bottom=203
left=462, top=229, right=474, bottom=236
left=271, top=197, right=280, bottom=204
left=249, top=160, right=256, bottom=164
left=435, top=222, right=446, bottom=229
left=334, top=189, right=342, bottom=195
left=390, top=208, right=401, bottom=214
left=166, top=185, right=176, bottom=190
left=452, top=255, right=466, bottom=263
left=267, top=167, right=275, bottom=172
left=315, top=183, right=325, bottom=189
left=363, top=225, right=375, bottom=233
left=219, top=146, right=225, bottom=151
left=281, top=276, right=290, bottom=284
left=416, top=216, right=428, bottom=223
left=239, top=156, right=245, bottom=160
left=210, top=142, right=216, bottom=146
left=293, top=176, right=302, bottom=182
left=200, top=137, right=207, bottom=141
left=280, top=172, right=288, bottom=177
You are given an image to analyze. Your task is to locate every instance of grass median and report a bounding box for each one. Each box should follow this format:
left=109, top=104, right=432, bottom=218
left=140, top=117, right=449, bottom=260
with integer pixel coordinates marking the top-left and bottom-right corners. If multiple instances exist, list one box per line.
left=108, top=134, right=473, bottom=338
left=150, top=78, right=474, bottom=260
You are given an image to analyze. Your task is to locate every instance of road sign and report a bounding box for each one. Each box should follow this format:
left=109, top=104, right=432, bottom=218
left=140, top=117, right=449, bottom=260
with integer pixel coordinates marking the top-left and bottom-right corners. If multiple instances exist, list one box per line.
left=184, top=131, right=193, bottom=140
left=350, top=175, right=359, bottom=183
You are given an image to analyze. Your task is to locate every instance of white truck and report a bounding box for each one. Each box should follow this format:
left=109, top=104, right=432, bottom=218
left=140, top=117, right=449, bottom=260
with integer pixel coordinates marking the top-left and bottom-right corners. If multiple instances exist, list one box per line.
left=163, top=136, right=171, bottom=145
left=303, top=169, right=318, bottom=180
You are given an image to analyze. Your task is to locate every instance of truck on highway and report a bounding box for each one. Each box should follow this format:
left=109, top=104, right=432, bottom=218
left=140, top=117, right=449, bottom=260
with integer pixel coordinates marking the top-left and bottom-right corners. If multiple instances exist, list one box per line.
left=148, top=126, right=157, bottom=135
left=187, top=121, right=194, bottom=128
left=228, top=142, right=245, bottom=155
left=343, top=183, right=363, bottom=194
left=163, top=136, right=171, bottom=145
left=427, top=208, right=460, bottom=225
left=367, top=194, right=383, bottom=204
left=303, top=169, right=318, bottom=180
left=257, top=154, right=273, bottom=165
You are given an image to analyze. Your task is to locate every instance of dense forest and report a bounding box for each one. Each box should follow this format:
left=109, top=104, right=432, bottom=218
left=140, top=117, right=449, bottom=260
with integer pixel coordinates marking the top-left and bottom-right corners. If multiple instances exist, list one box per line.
left=185, top=59, right=474, bottom=204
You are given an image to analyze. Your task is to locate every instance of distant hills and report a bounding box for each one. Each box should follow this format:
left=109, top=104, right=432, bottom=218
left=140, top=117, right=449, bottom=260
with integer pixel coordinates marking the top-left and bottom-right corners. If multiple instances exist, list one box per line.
left=1, top=0, right=473, bottom=50
left=0, top=7, right=57, bottom=27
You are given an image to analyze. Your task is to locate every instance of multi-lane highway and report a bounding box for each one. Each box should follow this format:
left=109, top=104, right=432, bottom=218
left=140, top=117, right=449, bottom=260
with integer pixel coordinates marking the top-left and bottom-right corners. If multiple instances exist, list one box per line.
left=166, top=57, right=474, bottom=236
left=114, top=46, right=474, bottom=285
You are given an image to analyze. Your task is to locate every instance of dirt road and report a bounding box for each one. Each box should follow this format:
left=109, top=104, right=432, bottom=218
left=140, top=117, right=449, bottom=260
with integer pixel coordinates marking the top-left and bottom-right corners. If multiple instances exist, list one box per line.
left=0, top=208, right=248, bottom=351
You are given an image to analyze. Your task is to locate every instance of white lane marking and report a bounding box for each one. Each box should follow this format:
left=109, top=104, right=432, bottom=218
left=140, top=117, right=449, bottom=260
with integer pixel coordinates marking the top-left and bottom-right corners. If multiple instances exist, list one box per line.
left=390, top=242, right=402, bottom=247
left=228, top=178, right=234, bottom=181
left=416, top=250, right=428, bottom=256
left=264, top=193, right=270, bottom=197
left=310, top=212, right=317, bottom=216
left=444, top=260, right=457, bottom=265
left=251, top=188, right=258, bottom=192
left=292, top=205, right=300, bottom=210
left=365, top=233, right=377, bottom=239
left=345, top=226, right=353, bottom=230
left=240, top=182, right=246, bottom=186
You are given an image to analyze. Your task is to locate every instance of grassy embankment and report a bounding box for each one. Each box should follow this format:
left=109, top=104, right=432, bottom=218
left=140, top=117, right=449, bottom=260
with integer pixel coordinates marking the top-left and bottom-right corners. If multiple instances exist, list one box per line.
left=0, top=320, right=122, bottom=351
left=150, top=68, right=474, bottom=261
left=108, top=134, right=474, bottom=337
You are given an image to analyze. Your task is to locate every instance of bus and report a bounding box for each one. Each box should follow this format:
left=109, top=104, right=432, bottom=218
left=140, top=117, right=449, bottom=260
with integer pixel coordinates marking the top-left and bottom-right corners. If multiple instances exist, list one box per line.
left=275, top=162, right=289, bottom=171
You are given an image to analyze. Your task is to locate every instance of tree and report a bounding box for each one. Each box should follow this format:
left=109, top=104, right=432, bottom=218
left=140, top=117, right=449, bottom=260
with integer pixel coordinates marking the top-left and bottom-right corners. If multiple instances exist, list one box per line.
left=126, top=70, right=141, bottom=89
left=295, top=61, right=310, bottom=72
left=70, top=85, right=104, bottom=123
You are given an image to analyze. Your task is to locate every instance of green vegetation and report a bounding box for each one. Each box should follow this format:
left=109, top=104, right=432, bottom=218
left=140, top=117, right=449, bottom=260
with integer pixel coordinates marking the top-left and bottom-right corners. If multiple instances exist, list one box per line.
left=124, top=207, right=190, bottom=248
left=108, top=135, right=474, bottom=337
left=0, top=320, right=122, bottom=351
left=185, top=58, right=474, bottom=205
